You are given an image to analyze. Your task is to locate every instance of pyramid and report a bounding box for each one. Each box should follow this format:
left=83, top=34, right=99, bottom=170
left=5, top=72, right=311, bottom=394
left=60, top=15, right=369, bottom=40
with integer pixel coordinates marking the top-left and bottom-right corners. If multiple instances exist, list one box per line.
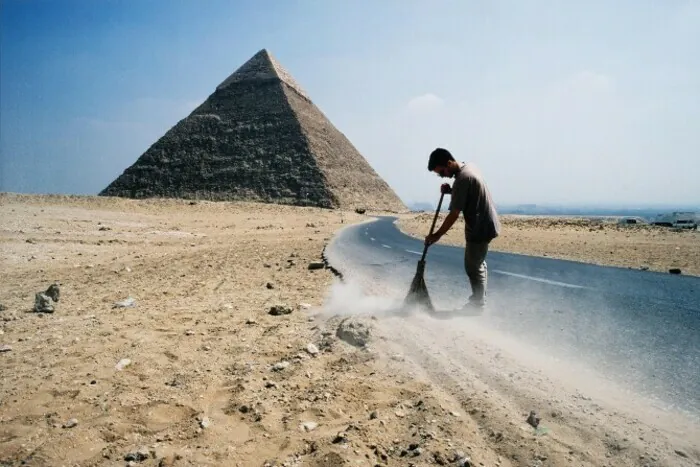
left=99, top=49, right=407, bottom=211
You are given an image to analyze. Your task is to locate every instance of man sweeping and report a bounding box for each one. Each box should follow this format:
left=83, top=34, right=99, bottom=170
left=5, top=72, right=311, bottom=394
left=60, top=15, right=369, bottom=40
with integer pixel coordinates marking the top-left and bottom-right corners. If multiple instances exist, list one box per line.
left=424, top=148, right=501, bottom=310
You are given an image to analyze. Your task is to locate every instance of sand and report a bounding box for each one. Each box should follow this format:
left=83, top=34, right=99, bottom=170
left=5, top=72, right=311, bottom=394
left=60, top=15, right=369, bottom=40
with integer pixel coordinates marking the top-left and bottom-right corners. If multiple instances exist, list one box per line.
left=396, top=213, right=700, bottom=277
left=1, top=194, right=698, bottom=467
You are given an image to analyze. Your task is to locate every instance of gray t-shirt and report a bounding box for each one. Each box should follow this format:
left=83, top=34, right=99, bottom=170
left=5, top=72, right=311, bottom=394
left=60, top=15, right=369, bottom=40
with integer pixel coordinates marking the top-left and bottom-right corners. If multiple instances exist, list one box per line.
left=448, top=162, right=501, bottom=243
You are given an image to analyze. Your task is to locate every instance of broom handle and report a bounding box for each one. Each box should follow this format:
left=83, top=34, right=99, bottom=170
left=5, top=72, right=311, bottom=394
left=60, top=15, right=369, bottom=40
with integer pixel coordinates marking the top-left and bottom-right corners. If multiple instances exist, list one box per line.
left=420, top=192, right=445, bottom=262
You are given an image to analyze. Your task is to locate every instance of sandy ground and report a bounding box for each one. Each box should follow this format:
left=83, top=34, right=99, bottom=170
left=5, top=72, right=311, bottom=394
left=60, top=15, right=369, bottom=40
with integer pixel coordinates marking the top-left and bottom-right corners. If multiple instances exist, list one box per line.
left=395, top=213, right=700, bottom=277
left=1, top=194, right=699, bottom=467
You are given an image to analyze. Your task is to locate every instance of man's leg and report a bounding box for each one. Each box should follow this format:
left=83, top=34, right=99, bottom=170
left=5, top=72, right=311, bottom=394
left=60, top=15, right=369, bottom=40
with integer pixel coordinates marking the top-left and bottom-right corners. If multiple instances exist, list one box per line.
left=464, top=241, right=490, bottom=306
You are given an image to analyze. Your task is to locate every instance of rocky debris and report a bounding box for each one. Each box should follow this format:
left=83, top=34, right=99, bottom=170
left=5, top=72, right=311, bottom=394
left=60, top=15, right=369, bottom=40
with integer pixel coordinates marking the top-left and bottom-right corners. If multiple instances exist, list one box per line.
left=115, top=358, right=132, bottom=371
left=669, top=268, right=682, bottom=275
left=527, top=410, right=541, bottom=428
left=266, top=282, right=274, bottom=289
left=113, top=297, right=136, bottom=308
left=124, top=447, right=150, bottom=462
left=199, top=416, right=211, bottom=429
left=45, top=283, right=60, bottom=302
left=271, top=361, right=290, bottom=371
left=0, top=344, right=12, bottom=353
left=308, top=261, right=325, bottom=270
left=62, top=418, right=78, bottom=429
left=300, top=421, right=318, bottom=432
left=336, top=317, right=372, bottom=348
left=269, top=304, right=292, bottom=316
left=34, top=292, right=55, bottom=313
left=306, top=343, right=319, bottom=356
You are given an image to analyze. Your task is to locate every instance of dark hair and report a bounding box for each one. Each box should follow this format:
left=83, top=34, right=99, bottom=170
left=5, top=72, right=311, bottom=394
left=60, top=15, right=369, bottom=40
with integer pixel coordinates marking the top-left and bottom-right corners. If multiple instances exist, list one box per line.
left=427, top=148, right=455, bottom=171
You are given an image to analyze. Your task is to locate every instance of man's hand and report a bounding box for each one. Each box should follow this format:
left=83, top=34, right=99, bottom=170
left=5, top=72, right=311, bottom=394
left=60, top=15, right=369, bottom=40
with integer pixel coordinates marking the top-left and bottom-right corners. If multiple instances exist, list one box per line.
left=425, top=232, right=442, bottom=246
left=440, top=183, right=452, bottom=194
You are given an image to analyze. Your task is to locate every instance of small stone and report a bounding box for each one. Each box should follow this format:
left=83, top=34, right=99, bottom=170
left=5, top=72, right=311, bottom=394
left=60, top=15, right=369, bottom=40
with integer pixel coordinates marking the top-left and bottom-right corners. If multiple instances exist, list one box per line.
left=115, top=358, right=132, bottom=371
left=62, top=418, right=78, bottom=428
left=301, top=421, right=318, bottom=432
left=124, top=447, right=150, bottom=462
left=674, top=450, right=688, bottom=458
left=113, top=297, right=136, bottom=308
left=34, top=292, right=55, bottom=313
left=265, top=381, right=277, bottom=388
left=450, top=411, right=461, bottom=417
left=308, top=262, right=325, bottom=270
left=669, top=268, right=682, bottom=275
left=200, top=417, right=211, bottom=429
left=245, top=318, right=257, bottom=325
left=0, top=344, right=11, bottom=353
left=266, top=282, right=274, bottom=289
left=269, top=305, right=292, bottom=316
left=45, top=283, right=60, bottom=302
left=306, top=343, right=319, bottom=356
left=272, top=361, right=290, bottom=371
left=369, top=410, right=378, bottom=420
left=185, top=330, right=195, bottom=336
left=526, top=410, right=540, bottom=428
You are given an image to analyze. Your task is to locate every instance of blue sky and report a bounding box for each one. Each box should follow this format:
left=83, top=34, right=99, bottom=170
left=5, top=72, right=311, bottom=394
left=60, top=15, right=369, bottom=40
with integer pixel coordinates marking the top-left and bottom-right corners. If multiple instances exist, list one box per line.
left=1, top=0, right=698, bottom=207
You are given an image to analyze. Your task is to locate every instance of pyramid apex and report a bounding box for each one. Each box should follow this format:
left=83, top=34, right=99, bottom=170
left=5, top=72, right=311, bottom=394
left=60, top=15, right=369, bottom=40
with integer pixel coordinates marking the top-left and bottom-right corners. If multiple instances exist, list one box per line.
left=216, top=48, right=309, bottom=100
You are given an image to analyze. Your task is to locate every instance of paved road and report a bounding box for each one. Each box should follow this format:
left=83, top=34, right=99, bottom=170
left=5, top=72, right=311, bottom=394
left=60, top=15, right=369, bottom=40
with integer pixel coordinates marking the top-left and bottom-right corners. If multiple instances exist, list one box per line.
left=326, top=216, right=700, bottom=418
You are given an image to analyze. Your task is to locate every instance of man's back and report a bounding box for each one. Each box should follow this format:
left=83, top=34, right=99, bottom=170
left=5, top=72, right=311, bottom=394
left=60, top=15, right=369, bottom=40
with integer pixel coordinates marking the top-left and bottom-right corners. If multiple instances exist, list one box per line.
left=449, top=162, right=500, bottom=242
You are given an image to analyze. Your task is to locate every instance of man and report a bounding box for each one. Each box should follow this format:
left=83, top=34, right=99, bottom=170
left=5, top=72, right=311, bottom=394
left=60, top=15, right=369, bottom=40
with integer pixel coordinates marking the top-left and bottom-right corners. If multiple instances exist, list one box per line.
left=425, top=148, right=501, bottom=309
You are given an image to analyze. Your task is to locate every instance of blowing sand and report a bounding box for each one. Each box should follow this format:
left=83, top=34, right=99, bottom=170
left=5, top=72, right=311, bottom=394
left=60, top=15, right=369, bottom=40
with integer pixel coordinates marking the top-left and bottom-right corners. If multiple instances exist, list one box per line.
left=396, top=213, right=700, bottom=277
left=1, top=194, right=698, bottom=466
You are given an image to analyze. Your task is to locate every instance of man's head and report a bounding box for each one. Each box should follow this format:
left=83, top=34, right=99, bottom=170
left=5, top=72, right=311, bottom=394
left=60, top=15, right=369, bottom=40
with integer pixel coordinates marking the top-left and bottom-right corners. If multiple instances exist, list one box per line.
left=428, top=147, right=458, bottom=178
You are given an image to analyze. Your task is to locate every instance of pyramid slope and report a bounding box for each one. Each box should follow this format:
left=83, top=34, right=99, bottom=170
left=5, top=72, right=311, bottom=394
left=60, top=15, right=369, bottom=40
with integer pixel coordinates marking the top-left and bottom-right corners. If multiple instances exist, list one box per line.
left=100, top=49, right=406, bottom=212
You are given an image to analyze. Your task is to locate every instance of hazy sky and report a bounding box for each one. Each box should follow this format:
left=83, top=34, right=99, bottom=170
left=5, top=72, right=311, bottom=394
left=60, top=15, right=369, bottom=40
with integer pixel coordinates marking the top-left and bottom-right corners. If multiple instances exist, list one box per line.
left=1, top=0, right=698, bottom=207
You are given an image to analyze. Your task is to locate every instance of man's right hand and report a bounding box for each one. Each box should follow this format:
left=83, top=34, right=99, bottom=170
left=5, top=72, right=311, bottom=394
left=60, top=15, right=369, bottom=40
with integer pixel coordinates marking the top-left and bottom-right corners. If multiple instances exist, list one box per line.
left=440, top=183, right=452, bottom=194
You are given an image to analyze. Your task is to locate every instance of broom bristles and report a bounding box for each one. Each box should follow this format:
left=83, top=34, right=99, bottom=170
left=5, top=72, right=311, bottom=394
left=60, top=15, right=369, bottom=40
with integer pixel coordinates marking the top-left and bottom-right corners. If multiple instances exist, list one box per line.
left=403, top=260, right=435, bottom=312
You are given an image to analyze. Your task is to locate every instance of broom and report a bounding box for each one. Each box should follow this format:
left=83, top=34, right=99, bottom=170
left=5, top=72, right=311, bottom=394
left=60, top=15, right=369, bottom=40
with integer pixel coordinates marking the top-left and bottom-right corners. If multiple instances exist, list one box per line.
left=403, top=192, right=445, bottom=312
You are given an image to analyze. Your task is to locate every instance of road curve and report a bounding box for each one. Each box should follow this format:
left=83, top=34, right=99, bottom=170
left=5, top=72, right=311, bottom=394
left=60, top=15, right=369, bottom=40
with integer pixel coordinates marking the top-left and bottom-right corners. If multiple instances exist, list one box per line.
left=325, top=216, right=700, bottom=420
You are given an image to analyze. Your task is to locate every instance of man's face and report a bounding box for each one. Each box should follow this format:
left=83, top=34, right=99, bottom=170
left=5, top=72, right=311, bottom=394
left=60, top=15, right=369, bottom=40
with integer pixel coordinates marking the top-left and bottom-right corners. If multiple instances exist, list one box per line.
left=433, top=165, right=450, bottom=178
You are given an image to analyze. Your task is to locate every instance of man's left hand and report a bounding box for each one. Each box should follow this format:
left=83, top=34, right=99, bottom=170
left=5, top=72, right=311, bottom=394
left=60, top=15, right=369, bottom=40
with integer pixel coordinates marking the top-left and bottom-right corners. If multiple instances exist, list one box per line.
left=425, top=232, right=442, bottom=246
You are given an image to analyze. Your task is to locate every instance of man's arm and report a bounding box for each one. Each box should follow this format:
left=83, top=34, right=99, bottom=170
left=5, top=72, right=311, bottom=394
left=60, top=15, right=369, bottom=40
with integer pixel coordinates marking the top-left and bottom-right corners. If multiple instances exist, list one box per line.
left=435, top=208, right=460, bottom=236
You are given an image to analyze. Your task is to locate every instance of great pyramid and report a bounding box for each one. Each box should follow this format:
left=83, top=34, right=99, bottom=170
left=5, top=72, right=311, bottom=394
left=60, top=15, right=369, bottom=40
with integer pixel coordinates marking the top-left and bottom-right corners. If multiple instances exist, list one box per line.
left=99, top=49, right=406, bottom=211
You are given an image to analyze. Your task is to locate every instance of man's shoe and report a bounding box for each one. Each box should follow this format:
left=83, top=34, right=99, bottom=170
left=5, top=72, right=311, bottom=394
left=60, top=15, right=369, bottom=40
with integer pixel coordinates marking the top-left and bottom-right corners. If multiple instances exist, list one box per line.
left=460, top=300, right=485, bottom=314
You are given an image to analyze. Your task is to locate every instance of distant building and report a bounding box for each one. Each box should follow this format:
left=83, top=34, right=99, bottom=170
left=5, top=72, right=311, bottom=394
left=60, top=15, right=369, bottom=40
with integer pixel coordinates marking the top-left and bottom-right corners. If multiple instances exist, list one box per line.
left=651, top=212, right=698, bottom=229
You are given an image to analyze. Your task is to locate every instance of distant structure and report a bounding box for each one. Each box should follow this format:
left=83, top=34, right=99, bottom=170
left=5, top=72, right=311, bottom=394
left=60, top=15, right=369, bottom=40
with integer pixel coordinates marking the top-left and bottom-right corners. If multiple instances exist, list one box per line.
left=99, top=49, right=406, bottom=212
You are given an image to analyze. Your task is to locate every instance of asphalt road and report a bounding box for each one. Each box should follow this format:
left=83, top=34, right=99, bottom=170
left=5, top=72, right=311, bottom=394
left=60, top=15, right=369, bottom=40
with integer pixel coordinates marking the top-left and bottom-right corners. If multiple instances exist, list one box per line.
left=325, top=216, right=700, bottom=418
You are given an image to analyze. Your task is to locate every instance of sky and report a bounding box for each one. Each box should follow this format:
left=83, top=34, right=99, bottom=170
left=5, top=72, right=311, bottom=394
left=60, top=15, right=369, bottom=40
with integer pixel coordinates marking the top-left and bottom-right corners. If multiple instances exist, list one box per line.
left=1, top=0, right=699, bottom=208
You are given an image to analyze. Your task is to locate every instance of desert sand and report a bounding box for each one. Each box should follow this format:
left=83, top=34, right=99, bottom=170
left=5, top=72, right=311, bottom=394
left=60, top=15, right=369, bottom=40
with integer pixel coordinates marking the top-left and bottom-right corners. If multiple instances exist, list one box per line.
left=1, top=194, right=698, bottom=467
left=396, top=213, right=700, bottom=277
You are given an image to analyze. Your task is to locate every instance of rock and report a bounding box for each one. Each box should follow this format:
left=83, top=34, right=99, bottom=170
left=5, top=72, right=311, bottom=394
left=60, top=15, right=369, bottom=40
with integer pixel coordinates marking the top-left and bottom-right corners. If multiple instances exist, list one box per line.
left=115, top=358, right=132, bottom=371
left=355, top=208, right=366, bottom=214
left=526, top=410, right=540, bottom=428
left=308, top=262, right=325, bottom=270
left=124, top=447, right=150, bottom=462
left=266, top=282, right=274, bottom=289
left=45, top=283, right=60, bottom=302
left=306, top=343, right=319, bottom=356
left=34, top=292, right=55, bottom=313
left=0, top=304, right=5, bottom=312
left=269, top=305, right=292, bottom=316
left=245, top=318, right=257, bottom=325
left=369, top=410, right=378, bottom=420
left=301, top=421, right=318, bottom=432
left=0, top=345, right=12, bottom=353
left=675, top=450, right=688, bottom=458
left=199, top=417, right=211, bottom=429
left=669, top=268, right=682, bottom=275
left=336, top=317, right=372, bottom=347
left=62, top=418, right=78, bottom=428
left=332, top=432, right=348, bottom=444
left=113, top=297, right=136, bottom=308
left=272, top=361, right=290, bottom=371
